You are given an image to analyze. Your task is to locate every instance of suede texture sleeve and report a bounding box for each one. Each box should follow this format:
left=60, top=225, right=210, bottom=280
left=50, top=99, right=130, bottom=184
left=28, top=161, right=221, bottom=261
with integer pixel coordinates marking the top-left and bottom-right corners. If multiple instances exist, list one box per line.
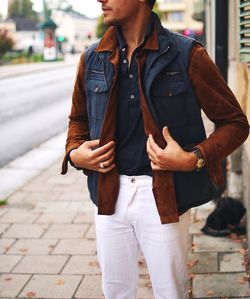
left=61, top=53, right=90, bottom=175
left=188, top=44, right=249, bottom=186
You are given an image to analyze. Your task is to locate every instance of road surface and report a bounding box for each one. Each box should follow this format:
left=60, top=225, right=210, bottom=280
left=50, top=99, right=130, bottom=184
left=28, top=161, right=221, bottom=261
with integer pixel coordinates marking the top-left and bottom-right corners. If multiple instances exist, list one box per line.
left=0, top=64, right=77, bottom=167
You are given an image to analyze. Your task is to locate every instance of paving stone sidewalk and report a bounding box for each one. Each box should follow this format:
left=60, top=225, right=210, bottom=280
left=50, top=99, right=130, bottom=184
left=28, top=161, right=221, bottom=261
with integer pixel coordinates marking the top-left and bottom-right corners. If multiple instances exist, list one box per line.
left=0, top=159, right=249, bottom=299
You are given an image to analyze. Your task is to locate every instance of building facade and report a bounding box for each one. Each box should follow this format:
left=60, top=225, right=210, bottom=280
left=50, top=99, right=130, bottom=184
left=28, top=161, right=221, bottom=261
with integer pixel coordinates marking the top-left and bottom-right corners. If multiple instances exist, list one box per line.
left=51, top=10, right=97, bottom=53
left=158, top=0, right=203, bottom=38
left=0, top=17, right=43, bottom=52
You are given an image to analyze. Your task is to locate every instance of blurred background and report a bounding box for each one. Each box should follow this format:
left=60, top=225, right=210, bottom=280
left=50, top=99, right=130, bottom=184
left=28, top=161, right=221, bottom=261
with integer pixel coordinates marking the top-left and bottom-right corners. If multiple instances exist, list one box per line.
left=0, top=0, right=250, bottom=245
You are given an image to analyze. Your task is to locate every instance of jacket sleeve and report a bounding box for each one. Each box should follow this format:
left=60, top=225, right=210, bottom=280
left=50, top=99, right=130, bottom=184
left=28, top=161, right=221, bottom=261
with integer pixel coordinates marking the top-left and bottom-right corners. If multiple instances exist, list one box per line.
left=188, top=44, right=249, bottom=187
left=61, top=52, right=90, bottom=175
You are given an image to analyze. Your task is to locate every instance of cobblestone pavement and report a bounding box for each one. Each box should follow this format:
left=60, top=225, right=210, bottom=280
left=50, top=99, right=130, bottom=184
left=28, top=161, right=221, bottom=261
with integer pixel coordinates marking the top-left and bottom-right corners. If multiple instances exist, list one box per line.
left=0, top=159, right=249, bottom=299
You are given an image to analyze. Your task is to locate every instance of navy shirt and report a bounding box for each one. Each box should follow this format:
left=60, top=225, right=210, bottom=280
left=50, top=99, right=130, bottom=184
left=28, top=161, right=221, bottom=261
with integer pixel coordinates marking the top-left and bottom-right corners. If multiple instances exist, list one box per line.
left=115, top=15, right=155, bottom=176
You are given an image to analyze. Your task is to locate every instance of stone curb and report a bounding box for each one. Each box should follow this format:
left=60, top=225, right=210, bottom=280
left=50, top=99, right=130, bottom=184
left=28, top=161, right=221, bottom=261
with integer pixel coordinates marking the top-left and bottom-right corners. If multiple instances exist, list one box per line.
left=0, top=131, right=66, bottom=200
left=0, top=54, right=80, bottom=80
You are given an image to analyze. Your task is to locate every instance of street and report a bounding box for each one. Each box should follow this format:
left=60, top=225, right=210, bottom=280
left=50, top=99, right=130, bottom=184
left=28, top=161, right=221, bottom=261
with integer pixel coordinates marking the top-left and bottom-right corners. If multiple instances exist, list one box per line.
left=0, top=65, right=76, bottom=167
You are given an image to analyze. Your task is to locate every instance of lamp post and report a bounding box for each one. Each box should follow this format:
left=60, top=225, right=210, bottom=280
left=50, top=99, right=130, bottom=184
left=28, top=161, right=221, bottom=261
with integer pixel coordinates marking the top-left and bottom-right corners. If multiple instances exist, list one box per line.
left=41, top=0, right=57, bottom=61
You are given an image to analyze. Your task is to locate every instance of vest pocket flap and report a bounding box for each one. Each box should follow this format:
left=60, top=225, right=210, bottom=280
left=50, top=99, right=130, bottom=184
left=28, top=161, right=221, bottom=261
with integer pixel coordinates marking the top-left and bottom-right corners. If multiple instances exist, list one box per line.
left=87, top=79, right=107, bottom=93
left=152, top=80, right=187, bottom=97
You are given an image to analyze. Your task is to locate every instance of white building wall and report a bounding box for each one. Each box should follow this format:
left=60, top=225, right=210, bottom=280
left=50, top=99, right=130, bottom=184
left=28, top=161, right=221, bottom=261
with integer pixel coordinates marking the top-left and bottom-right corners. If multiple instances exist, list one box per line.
left=158, top=0, right=203, bottom=33
left=52, top=10, right=97, bottom=53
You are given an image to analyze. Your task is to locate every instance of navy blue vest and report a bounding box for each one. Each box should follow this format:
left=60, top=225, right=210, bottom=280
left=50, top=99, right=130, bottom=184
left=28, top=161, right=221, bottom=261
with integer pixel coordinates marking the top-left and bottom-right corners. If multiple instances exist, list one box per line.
left=84, top=17, right=219, bottom=212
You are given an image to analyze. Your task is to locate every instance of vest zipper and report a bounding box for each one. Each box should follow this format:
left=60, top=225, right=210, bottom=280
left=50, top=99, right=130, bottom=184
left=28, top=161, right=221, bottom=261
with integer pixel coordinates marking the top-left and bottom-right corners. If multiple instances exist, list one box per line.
left=146, top=45, right=170, bottom=77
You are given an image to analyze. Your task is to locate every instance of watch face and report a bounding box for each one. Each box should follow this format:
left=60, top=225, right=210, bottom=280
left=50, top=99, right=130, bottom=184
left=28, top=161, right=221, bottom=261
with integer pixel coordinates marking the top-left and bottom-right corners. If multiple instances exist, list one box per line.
left=197, top=158, right=205, bottom=168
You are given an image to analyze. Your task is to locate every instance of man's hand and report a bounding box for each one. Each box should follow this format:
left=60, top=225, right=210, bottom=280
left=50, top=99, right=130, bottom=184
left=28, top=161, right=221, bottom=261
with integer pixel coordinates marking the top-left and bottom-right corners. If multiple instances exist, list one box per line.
left=147, top=127, right=197, bottom=172
left=70, top=139, right=116, bottom=173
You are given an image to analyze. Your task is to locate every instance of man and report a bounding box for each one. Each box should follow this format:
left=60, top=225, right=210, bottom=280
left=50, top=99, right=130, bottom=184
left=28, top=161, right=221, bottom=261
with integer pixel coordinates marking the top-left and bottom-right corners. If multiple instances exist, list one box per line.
left=61, top=0, right=249, bottom=298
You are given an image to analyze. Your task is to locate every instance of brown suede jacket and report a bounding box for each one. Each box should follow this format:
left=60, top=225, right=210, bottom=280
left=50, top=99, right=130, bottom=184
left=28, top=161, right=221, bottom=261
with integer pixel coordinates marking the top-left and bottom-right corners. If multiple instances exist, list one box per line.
left=62, top=25, right=249, bottom=224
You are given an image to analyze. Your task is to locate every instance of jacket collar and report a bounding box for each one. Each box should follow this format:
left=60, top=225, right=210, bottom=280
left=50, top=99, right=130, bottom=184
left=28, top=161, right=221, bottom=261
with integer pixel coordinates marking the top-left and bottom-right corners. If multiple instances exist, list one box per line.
left=95, top=12, right=160, bottom=53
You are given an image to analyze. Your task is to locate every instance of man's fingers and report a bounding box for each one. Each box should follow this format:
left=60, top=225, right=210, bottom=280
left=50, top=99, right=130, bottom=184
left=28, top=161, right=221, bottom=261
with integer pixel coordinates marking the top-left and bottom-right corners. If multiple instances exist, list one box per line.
left=98, top=163, right=116, bottom=173
left=84, top=139, right=100, bottom=149
left=147, top=135, right=162, bottom=162
left=150, top=161, right=161, bottom=170
left=96, top=147, right=115, bottom=164
left=147, top=151, right=157, bottom=164
left=92, top=141, right=115, bottom=157
left=147, top=139, right=157, bottom=162
left=97, top=154, right=115, bottom=168
left=148, top=135, right=162, bottom=153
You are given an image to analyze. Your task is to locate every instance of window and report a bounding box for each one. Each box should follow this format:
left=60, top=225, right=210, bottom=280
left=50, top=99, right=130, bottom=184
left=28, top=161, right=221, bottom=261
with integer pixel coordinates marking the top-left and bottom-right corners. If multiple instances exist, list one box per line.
left=239, top=0, right=250, bottom=62
left=168, top=12, right=183, bottom=22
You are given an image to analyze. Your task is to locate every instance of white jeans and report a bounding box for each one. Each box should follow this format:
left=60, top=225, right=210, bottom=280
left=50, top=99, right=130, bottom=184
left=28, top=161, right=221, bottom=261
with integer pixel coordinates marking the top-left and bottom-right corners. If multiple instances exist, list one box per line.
left=95, top=175, right=191, bottom=299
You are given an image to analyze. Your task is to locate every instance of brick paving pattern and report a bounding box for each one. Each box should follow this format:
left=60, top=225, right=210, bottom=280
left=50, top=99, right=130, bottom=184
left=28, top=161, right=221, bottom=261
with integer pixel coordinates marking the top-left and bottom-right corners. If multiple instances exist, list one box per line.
left=0, top=160, right=249, bottom=298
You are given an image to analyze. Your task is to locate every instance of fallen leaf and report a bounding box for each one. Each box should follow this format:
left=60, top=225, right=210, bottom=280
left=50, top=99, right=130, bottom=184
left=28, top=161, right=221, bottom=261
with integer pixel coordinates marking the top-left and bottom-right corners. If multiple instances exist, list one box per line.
left=188, top=273, right=195, bottom=279
left=26, top=291, right=36, bottom=298
left=242, top=257, right=250, bottom=266
left=5, top=277, right=12, bottom=281
left=238, top=276, right=247, bottom=284
left=233, top=239, right=242, bottom=244
left=191, top=243, right=197, bottom=250
left=188, top=286, right=192, bottom=294
left=18, top=248, right=28, bottom=253
left=88, top=261, right=99, bottom=267
left=193, top=218, right=200, bottom=223
left=188, top=259, right=199, bottom=268
left=229, top=233, right=238, bottom=239
left=138, top=259, right=146, bottom=266
left=55, top=279, right=65, bottom=285
left=144, top=282, right=152, bottom=289
left=207, top=290, right=214, bottom=296
left=239, top=248, right=247, bottom=255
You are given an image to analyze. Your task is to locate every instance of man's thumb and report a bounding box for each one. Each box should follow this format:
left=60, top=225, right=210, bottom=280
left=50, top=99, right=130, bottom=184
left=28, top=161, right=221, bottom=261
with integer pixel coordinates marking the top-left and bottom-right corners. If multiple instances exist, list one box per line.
left=162, top=127, right=172, bottom=143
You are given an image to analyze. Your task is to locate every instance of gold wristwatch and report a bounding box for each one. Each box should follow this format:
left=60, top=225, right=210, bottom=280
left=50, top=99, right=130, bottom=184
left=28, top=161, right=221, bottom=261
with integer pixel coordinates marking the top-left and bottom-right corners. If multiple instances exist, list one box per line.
left=193, top=148, right=205, bottom=171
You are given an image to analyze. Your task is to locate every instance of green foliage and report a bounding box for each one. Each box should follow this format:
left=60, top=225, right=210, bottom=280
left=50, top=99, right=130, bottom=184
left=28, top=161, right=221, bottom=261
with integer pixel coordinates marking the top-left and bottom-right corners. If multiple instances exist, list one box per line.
left=0, top=29, right=14, bottom=60
left=8, top=0, right=38, bottom=21
left=0, top=199, right=7, bottom=205
left=1, top=51, right=44, bottom=64
left=153, top=1, right=162, bottom=19
left=96, top=15, right=109, bottom=39
left=43, top=0, right=52, bottom=19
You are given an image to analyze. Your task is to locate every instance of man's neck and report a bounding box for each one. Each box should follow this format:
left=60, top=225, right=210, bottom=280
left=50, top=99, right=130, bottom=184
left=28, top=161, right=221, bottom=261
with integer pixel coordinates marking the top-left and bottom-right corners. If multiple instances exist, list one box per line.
left=120, top=9, right=152, bottom=53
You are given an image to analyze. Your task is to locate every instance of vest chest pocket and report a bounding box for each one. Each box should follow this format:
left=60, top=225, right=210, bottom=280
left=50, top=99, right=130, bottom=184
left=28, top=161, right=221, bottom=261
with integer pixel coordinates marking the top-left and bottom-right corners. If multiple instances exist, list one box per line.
left=86, top=78, right=108, bottom=120
left=151, top=77, right=188, bottom=127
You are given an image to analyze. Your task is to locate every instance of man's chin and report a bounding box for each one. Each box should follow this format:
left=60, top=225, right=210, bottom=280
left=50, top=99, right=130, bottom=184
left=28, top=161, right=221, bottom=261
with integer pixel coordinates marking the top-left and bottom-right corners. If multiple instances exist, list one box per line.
left=103, top=17, right=119, bottom=27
